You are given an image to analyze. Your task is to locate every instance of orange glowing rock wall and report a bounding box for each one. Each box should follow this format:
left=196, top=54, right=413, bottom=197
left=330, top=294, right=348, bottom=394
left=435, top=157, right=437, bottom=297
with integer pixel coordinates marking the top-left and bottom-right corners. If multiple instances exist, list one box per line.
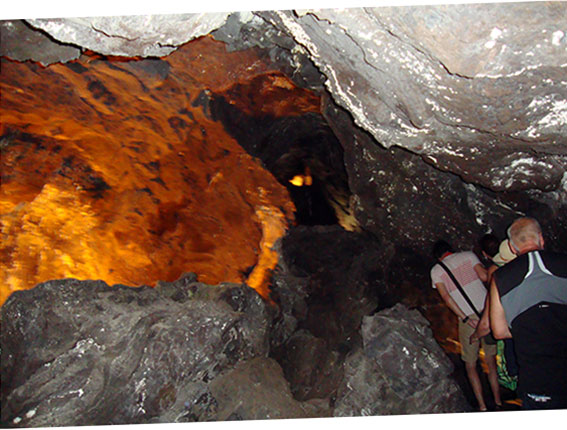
left=0, top=36, right=320, bottom=305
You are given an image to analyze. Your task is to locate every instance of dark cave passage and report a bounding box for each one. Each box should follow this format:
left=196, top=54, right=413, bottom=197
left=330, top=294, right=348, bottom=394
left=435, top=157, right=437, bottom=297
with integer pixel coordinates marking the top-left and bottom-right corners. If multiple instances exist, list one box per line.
left=209, top=94, right=351, bottom=228
left=287, top=177, right=338, bottom=226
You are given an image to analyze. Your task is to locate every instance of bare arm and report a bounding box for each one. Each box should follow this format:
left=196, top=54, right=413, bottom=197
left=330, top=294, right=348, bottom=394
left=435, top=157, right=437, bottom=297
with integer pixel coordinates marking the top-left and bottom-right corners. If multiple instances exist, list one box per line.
left=435, top=282, right=478, bottom=328
left=470, top=263, right=496, bottom=342
left=487, top=264, right=498, bottom=283
left=489, top=278, right=512, bottom=339
left=470, top=296, right=491, bottom=343
left=472, top=264, right=499, bottom=341
left=474, top=263, right=488, bottom=284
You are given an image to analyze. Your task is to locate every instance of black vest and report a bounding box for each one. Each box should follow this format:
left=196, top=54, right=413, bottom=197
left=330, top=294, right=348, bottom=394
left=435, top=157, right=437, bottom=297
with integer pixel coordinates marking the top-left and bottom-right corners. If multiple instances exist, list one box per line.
left=494, top=250, right=567, bottom=395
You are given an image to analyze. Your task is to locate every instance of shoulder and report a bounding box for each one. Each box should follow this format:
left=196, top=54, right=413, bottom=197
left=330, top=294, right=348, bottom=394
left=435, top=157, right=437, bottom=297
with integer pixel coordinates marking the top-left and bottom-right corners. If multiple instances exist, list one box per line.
left=540, top=250, right=567, bottom=277
left=461, top=251, right=481, bottom=264
left=430, top=263, right=441, bottom=277
left=493, top=253, right=529, bottom=294
left=495, top=253, right=528, bottom=277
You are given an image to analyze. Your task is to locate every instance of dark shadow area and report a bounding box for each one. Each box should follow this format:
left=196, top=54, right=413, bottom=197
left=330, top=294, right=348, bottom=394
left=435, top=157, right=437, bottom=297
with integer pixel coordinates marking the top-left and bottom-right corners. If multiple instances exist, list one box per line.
left=209, top=95, right=350, bottom=227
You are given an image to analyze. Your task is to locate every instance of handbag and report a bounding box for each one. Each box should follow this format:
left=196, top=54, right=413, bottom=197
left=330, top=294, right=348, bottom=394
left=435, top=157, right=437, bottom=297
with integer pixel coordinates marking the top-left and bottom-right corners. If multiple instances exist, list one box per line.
left=437, top=260, right=497, bottom=344
left=496, top=340, right=518, bottom=391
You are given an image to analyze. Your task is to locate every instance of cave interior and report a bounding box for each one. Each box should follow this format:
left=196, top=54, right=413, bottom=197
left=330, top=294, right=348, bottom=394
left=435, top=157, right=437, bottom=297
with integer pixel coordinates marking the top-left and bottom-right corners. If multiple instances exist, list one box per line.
left=1, top=3, right=566, bottom=425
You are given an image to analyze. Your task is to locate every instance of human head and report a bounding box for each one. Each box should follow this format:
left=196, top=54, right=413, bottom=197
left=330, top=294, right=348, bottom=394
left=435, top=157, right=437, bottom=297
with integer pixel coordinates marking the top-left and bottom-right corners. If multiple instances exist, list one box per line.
left=480, top=233, right=500, bottom=259
left=432, top=240, right=453, bottom=260
left=507, top=217, right=544, bottom=254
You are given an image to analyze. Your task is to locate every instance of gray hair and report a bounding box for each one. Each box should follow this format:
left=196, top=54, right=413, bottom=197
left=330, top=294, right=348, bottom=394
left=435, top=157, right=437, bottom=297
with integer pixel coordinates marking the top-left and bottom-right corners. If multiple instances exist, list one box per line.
left=507, top=217, right=542, bottom=251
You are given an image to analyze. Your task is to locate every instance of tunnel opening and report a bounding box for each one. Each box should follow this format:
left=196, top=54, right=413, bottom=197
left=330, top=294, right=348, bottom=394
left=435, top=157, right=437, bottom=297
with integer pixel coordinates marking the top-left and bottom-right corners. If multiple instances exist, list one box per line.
left=287, top=174, right=338, bottom=226
left=209, top=91, right=352, bottom=229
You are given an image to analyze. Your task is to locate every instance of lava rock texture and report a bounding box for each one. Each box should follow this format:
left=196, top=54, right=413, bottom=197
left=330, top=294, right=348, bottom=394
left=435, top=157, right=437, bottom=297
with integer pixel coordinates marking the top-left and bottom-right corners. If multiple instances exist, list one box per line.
left=261, top=5, right=567, bottom=193
left=258, top=4, right=567, bottom=250
left=0, top=276, right=276, bottom=426
left=5, top=3, right=567, bottom=249
left=2, top=272, right=471, bottom=426
left=334, top=304, right=470, bottom=416
left=25, top=14, right=231, bottom=58
left=2, top=4, right=566, bottom=425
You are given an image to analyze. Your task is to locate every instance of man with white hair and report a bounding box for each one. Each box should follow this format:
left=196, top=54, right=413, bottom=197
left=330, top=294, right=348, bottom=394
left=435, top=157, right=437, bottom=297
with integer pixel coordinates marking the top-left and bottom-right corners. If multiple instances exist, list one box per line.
left=490, top=217, right=567, bottom=409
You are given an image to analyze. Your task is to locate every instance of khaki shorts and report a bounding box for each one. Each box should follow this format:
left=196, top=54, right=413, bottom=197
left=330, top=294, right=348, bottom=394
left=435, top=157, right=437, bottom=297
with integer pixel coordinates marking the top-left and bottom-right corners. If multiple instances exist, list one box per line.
left=458, top=317, right=497, bottom=363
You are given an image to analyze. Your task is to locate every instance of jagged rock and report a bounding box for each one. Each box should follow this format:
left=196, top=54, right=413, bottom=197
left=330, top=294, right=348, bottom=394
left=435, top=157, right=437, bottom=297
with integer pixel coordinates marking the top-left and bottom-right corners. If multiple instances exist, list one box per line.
left=324, top=91, right=567, bottom=267
left=323, top=95, right=486, bottom=254
left=208, top=357, right=331, bottom=420
left=275, top=330, right=342, bottom=402
left=334, top=304, right=470, bottom=416
left=261, top=5, right=567, bottom=193
left=25, top=14, right=231, bottom=58
left=0, top=278, right=271, bottom=427
left=0, top=20, right=80, bottom=66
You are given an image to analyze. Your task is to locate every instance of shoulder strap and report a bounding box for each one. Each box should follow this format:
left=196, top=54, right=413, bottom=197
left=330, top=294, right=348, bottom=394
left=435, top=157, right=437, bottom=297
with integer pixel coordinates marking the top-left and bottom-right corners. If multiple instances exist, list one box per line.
left=437, top=260, right=481, bottom=318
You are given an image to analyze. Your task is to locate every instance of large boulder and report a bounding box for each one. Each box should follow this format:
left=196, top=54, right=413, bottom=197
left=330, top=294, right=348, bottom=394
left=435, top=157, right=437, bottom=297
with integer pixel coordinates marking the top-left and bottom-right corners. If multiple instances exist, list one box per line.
left=334, top=304, right=470, bottom=416
left=0, top=276, right=273, bottom=426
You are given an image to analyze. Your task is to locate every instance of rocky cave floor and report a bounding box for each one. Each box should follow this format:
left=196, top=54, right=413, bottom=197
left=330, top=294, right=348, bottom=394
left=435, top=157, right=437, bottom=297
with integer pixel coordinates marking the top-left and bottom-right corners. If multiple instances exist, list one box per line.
left=1, top=224, right=523, bottom=427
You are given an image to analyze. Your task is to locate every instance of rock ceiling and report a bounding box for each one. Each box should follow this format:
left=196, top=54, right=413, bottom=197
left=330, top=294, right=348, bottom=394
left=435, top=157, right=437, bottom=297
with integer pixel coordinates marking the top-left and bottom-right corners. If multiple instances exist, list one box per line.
left=4, top=4, right=564, bottom=192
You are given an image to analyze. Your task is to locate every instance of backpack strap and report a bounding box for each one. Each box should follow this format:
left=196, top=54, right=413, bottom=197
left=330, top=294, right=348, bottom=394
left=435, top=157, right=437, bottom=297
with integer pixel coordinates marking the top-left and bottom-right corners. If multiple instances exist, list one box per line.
left=437, top=260, right=482, bottom=318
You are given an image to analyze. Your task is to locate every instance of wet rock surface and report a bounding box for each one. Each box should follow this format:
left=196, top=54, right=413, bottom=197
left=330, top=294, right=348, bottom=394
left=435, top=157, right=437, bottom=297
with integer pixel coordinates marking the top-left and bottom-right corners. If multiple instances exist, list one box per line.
left=1, top=277, right=274, bottom=426
left=334, top=304, right=470, bottom=416
left=261, top=5, right=567, bottom=193
left=0, top=36, right=298, bottom=304
left=1, top=267, right=473, bottom=426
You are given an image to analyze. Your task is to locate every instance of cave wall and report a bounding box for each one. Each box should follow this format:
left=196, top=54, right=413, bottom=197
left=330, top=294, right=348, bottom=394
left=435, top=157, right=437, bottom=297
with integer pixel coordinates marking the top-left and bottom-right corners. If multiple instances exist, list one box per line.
left=0, top=37, right=301, bottom=304
left=2, top=3, right=566, bottom=336
left=260, top=5, right=567, bottom=193
left=2, top=3, right=564, bottom=252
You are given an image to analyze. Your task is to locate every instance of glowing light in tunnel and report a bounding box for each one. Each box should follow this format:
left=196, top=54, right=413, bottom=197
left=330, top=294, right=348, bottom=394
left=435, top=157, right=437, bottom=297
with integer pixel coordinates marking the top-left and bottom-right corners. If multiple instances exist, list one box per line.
left=289, top=166, right=313, bottom=187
